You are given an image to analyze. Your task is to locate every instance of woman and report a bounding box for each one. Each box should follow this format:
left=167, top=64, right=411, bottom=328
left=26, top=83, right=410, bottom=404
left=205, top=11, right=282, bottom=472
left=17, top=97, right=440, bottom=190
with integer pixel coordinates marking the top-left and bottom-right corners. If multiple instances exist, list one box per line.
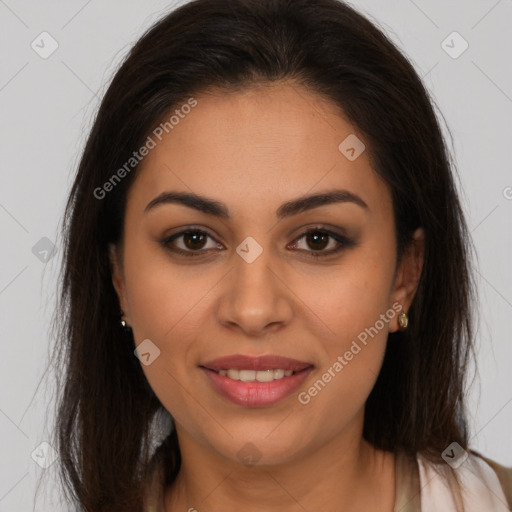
left=51, top=0, right=512, bottom=510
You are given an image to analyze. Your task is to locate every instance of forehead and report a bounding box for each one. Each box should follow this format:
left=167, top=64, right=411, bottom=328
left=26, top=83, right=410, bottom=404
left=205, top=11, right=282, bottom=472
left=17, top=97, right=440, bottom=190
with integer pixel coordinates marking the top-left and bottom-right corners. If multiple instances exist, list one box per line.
left=126, top=82, right=392, bottom=222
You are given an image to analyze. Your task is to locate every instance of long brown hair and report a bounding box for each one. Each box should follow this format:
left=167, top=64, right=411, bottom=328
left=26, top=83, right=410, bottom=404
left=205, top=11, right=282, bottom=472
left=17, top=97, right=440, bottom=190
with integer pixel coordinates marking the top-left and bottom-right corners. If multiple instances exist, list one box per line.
left=49, top=0, right=478, bottom=510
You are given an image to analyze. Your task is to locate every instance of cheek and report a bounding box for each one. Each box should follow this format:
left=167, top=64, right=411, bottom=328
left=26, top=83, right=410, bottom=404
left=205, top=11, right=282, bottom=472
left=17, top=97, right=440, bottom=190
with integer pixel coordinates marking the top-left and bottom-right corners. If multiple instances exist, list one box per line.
left=297, top=239, right=395, bottom=401
left=122, top=244, right=218, bottom=396
left=297, top=280, right=393, bottom=427
left=123, top=257, right=204, bottom=417
left=123, top=239, right=207, bottom=340
left=298, top=246, right=395, bottom=348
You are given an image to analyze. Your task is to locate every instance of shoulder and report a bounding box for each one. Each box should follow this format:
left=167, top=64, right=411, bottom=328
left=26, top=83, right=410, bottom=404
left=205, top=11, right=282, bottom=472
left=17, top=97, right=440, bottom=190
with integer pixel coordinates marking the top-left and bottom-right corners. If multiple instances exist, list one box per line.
left=416, top=449, right=512, bottom=511
left=469, top=450, right=512, bottom=508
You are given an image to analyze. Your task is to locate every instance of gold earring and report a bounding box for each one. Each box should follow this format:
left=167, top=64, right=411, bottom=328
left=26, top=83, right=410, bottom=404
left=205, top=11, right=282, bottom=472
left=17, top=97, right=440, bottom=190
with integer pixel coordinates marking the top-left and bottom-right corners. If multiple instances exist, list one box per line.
left=120, top=310, right=131, bottom=330
left=398, top=311, right=409, bottom=330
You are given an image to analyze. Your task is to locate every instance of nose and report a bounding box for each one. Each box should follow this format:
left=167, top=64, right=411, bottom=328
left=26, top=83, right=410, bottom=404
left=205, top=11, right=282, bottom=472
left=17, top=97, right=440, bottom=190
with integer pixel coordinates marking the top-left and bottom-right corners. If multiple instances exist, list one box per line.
left=215, top=243, right=294, bottom=337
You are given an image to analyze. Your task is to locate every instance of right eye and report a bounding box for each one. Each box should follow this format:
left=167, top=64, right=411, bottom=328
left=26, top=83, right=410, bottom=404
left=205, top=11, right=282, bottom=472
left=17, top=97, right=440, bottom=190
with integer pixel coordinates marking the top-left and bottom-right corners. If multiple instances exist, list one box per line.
left=161, top=228, right=223, bottom=257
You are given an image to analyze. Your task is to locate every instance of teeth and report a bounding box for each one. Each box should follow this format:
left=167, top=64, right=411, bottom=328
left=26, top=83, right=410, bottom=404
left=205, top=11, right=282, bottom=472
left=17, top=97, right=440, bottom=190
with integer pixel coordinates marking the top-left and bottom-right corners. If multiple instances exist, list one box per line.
left=227, top=369, right=239, bottom=380
left=217, top=368, right=296, bottom=381
left=274, top=369, right=285, bottom=379
left=240, top=370, right=256, bottom=382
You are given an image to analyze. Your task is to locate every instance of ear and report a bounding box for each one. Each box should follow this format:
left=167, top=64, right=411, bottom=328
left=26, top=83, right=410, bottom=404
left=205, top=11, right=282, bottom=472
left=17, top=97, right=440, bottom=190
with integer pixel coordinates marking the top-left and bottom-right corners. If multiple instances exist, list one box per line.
left=389, top=227, right=424, bottom=332
left=108, top=243, right=130, bottom=322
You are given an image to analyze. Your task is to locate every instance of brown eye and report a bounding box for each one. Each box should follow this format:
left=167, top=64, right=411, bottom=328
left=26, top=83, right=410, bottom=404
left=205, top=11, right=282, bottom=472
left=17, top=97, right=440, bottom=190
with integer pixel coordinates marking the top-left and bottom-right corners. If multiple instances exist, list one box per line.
left=304, top=232, right=330, bottom=251
left=182, top=231, right=208, bottom=250
left=162, top=226, right=355, bottom=259
left=289, top=228, right=355, bottom=258
left=161, top=229, right=221, bottom=257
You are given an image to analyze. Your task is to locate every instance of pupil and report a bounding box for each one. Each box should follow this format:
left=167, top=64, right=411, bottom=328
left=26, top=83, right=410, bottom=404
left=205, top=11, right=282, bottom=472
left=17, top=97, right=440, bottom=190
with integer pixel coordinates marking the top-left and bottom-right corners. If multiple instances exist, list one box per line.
left=308, top=232, right=328, bottom=250
left=185, top=232, right=206, bottom=250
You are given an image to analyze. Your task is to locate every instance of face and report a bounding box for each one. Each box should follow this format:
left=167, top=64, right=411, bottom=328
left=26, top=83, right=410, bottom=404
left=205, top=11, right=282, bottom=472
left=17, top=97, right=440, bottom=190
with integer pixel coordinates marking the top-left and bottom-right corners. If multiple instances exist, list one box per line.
left=110, top=81, right=423, bottom=466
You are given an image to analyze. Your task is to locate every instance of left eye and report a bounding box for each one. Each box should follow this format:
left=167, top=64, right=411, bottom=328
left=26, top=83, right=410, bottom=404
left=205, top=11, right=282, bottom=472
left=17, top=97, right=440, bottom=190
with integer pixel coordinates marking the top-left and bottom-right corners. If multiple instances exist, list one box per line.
left=161, top=227, right=352, bottom=258
left=290, top=229, right=348, bottom=256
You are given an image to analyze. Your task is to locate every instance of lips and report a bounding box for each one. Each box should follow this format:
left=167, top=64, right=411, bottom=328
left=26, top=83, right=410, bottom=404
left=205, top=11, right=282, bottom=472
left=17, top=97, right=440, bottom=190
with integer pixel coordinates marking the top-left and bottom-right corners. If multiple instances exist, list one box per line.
left=199, top=354, right=314, bottom=407
left=200, top=354, right=313, bottom=372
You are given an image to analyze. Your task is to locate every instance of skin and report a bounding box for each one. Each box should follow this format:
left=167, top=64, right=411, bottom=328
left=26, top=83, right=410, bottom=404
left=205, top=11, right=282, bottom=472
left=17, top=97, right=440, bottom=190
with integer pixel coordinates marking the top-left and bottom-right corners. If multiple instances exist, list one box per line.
left=110, top=81, right=424, bottom=512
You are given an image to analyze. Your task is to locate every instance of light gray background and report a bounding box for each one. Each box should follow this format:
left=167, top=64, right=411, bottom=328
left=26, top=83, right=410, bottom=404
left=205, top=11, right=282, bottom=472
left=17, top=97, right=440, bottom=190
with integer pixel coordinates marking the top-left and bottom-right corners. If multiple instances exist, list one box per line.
left=1, top=0, right=511, bottom=510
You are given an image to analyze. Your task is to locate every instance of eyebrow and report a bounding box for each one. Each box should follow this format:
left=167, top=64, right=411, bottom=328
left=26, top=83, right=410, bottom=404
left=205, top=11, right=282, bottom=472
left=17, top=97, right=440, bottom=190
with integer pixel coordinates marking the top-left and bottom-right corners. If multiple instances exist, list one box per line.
left=144, top=189, right=369, bottom=219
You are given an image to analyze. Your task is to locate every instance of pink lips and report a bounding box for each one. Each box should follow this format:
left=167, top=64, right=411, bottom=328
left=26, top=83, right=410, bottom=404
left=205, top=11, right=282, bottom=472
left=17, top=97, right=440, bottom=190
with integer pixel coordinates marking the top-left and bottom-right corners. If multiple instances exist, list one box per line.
left=199, top=354, right=314, bottom=407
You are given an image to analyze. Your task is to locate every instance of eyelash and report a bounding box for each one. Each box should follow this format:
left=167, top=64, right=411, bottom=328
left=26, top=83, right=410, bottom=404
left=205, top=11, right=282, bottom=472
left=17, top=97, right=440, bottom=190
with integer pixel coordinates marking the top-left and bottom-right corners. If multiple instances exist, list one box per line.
left=160, top=226, right=355, bottom=259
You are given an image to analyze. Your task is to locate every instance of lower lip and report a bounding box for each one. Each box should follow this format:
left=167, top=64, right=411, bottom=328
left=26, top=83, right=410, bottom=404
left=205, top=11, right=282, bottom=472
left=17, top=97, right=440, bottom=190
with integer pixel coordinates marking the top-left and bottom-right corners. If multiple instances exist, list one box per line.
left=201, top=367, right=314, bottom=407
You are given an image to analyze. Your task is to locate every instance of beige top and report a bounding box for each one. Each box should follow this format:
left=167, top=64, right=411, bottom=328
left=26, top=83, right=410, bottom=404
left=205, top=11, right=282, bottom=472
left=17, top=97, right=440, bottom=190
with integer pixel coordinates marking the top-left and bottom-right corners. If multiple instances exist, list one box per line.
left=144, top=449, right=512, bottom=511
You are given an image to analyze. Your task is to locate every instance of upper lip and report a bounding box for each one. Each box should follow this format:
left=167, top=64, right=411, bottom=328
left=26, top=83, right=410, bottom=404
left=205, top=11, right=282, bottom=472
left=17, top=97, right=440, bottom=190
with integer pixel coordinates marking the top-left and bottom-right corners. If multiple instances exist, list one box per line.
left=200, top=354, right=313, bottom=372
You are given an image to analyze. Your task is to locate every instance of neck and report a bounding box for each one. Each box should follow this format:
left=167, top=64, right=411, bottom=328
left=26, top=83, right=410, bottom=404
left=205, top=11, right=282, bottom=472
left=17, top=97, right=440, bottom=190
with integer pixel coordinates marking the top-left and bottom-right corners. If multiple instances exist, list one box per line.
left=164, top=420, right=395, bottom=511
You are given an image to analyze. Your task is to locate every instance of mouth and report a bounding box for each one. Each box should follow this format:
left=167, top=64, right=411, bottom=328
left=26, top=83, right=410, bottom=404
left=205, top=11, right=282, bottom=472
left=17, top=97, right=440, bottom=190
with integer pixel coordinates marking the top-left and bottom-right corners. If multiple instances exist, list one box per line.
left=205, top=368, right=299, bottom=382
left=199, top=354, right=314, bottom=407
